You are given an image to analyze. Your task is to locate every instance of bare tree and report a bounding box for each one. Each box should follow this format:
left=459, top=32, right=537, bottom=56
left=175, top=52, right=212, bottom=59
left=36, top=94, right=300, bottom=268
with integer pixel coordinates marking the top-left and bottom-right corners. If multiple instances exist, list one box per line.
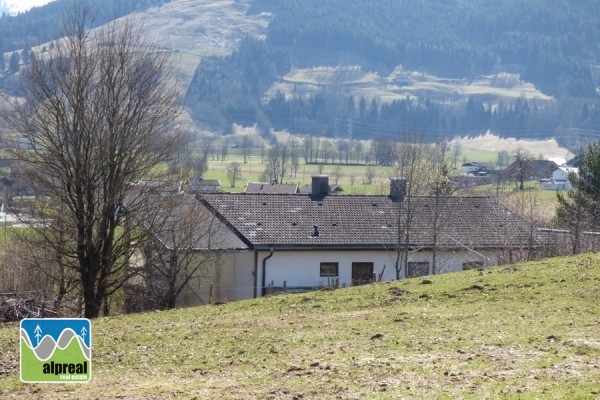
left=390, top=132, right=430, bottom=279
left=290, top=138, right=300, bottom=177
left=0, top=9, right=186, bottom=318
left=513, top=148, right=533, bottom=191
left=517, top=188, right=544, bottom=260
left=428, top=142, right=455, bottom=274
left=140, top=196, right=225, bottom=309
left=241, top=135, right=253, bottom=163
left=263, top=142, right=289, bottom=184
left=220, top=139, right=229, bottom=162
left=331, top=165, right=342, bottom=185
left=364, top=166, right=375, bottom=184
left=302, top=136, right=313, bottom=164
left=226, top=162, right=242, bottom=188
left=279, top=142, right=290, bottom=183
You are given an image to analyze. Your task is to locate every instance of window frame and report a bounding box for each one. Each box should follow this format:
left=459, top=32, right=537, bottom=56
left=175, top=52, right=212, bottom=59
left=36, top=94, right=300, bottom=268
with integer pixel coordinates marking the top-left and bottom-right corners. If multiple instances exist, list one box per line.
left=319, top=262, right=339, bottom=277
left=407, top=261, right=430, bottom=278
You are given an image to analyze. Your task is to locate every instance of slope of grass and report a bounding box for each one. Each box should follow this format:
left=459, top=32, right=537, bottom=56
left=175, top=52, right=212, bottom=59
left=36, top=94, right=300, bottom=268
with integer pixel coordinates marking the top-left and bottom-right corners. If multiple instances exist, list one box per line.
left=1, top=254, right=599, bottom=399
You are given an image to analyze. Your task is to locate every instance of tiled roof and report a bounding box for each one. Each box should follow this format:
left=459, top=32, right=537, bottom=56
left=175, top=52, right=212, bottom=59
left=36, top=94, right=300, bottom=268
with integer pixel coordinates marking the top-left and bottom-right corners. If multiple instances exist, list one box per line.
left=199, top=193, right=537, bottom=250
left=297, top=184, right=342, bottom=194
left=503, top=160, right=559, bottom=178
left=245, top=182, right=299, bottom=194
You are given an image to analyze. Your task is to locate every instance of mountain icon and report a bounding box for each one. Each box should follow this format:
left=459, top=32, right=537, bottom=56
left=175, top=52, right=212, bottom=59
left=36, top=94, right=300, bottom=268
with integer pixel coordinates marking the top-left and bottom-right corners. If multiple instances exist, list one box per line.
left=21, top=328, right=91, bottom=361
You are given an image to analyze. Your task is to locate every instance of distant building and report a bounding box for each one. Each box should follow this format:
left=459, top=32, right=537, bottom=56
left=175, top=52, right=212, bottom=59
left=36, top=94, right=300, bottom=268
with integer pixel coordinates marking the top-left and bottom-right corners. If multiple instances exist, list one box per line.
left=540, top=166, right=577, bottom=191
left=245, top=182, right=299, bottom=194
left=184, top=176, right=221, bottom=194
left=503, top=159, right=559, bottom=181
left=461, top=162, right=494, bottom=176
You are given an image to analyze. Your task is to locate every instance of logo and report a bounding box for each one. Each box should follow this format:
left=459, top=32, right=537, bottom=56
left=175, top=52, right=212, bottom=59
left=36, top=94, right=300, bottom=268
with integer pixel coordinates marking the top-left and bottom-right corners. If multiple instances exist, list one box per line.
left=20, top=318, right=91, bottom=383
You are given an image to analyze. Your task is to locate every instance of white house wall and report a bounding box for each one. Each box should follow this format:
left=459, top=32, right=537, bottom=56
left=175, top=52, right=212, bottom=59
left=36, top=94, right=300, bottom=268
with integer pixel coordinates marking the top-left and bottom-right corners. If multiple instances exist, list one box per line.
left=228, top=251, right=255, bottom=301
left=176, top=251, right=255, bottom=307
left=252, top=249, right=498, bottom=296
left=175, top=254, right=225, bottom=307
left=176, top=248, right=503, bottom=305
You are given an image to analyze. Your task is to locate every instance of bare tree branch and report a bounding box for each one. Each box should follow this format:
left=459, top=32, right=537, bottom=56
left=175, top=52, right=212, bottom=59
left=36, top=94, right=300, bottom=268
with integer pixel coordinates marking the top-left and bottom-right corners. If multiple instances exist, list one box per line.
left=0, top=7, right=186, bottom=318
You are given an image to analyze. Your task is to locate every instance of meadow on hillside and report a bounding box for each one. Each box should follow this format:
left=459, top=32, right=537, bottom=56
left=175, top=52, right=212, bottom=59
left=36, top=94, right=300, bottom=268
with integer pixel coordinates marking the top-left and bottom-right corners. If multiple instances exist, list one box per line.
left=1, top=253, right=598, bottom=399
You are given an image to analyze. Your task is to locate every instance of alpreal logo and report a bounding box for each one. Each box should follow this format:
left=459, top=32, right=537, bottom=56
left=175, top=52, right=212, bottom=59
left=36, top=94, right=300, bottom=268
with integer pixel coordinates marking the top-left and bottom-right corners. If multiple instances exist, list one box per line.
left=20, top=318, right=91, bottom=383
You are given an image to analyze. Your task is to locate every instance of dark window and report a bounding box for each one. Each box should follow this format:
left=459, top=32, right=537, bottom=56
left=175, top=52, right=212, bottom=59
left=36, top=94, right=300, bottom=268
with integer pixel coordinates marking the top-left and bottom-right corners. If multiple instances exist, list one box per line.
left=462, top=261, right=484, bottom=270
left=320, top=262, right=339, bottom=277
left=351, top=262, right=374, bottom=285
left=407, top=262, right=429, bottom=278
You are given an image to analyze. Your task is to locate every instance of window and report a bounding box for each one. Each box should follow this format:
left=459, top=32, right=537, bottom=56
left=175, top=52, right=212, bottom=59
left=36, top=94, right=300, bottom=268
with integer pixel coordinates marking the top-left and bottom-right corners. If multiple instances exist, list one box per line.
left=462, top=261, right=484, bottom=271
left=320, top=262, right=339, bottom=277
left=352, top=262, right=374, bottom=285
left=407, top=262, right=429, bottom=278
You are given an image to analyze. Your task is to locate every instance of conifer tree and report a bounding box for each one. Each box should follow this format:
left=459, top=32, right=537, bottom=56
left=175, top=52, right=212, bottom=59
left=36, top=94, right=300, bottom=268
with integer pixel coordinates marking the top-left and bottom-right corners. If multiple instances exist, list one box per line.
left=555, top=143, right=600, bottom=253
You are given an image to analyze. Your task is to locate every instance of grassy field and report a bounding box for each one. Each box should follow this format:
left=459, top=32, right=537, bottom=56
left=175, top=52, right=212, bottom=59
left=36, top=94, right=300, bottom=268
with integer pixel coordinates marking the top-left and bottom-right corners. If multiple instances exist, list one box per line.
left=202, top=154, right=390, bottom=194
left=1, top=253, right=599, bottom=399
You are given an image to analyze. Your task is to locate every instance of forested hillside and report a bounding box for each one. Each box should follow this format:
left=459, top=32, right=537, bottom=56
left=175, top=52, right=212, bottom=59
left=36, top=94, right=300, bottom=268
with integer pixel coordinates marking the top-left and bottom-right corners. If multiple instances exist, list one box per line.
left=188, top=0, right=600, bottom=146
left=1, top=0, right=600, bottom=147
left=261, top=0, right=599, bottom=97
left=0, top=0, right=171, bottom=59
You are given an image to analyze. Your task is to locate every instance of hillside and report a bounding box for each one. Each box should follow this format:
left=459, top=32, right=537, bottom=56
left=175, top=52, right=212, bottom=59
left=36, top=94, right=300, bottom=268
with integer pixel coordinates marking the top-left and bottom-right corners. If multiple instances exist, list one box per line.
left=2, top=0, right=600, bottom=146
left=1, top=253, right=599, bottom=398
left=186, top=0, right=600, bottom=146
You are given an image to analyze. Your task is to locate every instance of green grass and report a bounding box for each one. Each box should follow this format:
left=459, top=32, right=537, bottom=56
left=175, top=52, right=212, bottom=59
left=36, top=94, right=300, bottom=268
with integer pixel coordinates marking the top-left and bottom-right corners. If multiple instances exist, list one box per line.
left=203, top=155, right=389, bottom=194
left=1, top=253, right=599, bottom=399
left=460, top=148, right=499, bottom=163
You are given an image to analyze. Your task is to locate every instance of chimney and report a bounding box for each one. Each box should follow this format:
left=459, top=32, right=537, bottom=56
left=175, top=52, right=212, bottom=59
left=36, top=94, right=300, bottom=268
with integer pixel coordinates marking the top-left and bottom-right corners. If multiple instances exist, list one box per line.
left=311, top=175, right=329, bottom=196
left=390, top=178, right=407, bottom=202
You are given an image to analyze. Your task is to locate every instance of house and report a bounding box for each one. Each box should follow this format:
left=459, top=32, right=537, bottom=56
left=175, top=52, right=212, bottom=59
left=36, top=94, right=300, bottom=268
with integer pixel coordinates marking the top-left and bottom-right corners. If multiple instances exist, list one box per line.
left=127, top=194, right=250, bottom=310
left=183, top=176, right=222, bottom=194
left=565, top=154, right=583, bottom=168
left=503, top=159, right=559, bottom=182
left=245, top=181, right=299, bottom=194
left=461, top=162, right=494, bottom=176
left=540, top=166, right=577, bottom=191
left=142, top=175, right=539, bottom=307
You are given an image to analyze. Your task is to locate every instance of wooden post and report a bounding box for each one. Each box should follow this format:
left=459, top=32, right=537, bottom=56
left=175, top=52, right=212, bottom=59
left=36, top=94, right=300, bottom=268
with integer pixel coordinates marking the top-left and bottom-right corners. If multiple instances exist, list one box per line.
left=209, top=283, right=213, bottom=305
left=283, top=280, right=287, bottom=293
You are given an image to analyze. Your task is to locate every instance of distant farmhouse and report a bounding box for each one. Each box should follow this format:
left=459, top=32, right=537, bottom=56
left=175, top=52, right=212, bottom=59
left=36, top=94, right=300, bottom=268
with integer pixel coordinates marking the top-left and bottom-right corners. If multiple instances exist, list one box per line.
left=461, top=161, right=494, bottom=177
left=539, top=166, right=577, bottom=191
left=139, top=176, right=541, bottom=307
left=183, top=176, right=221, bottom=194
left=503, top=159, right=559, bottom=182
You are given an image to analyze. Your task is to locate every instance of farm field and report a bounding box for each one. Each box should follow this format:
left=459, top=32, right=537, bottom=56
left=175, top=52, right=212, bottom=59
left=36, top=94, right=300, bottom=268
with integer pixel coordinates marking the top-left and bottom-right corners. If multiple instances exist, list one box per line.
left=1, top=253, right=598, bottom=399
left=202, top=131, right=571, bottom=192
left=199, top=133, right=568, bottom=224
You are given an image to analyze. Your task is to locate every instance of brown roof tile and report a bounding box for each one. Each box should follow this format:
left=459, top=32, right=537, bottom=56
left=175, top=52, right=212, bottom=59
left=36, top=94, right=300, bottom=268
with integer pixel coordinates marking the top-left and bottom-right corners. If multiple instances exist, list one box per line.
left=199, top=193, right=537, bottom=250
left=245, top=182, right=299, bottom=194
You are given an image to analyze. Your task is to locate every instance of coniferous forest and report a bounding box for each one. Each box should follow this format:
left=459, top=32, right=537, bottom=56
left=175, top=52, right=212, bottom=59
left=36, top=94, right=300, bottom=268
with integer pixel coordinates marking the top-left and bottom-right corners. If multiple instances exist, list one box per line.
left=1, top=0, right=600, bottom=147
left=187, top=0, right=600, bottom=147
